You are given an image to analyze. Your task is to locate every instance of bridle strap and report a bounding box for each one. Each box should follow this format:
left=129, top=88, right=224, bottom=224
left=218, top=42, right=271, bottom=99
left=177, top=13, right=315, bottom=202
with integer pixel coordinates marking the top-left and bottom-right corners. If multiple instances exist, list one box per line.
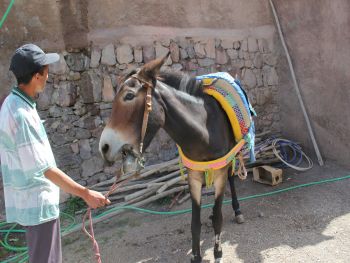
left=83, top=75, right=154, bottom=263
left=140, top=85, right=152, bottom=154
left=130, top=75, right=153, bottom=156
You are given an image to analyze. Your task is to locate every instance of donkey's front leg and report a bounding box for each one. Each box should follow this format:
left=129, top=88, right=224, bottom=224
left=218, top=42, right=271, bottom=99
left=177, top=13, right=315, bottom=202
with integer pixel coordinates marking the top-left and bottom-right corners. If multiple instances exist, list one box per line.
left=188, top=170, right=204, bottom=263
left=212, top=169, right=228, bottom=262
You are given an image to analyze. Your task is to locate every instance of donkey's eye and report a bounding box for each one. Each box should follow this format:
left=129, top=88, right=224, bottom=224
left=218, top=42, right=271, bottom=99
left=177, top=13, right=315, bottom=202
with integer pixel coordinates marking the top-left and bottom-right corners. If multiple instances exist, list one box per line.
left=124, top=93, right=135, bottom=101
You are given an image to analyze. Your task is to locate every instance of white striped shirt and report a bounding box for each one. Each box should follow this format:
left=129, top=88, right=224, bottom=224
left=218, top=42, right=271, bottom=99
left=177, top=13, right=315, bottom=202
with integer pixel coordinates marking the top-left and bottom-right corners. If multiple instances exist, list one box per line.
left=0, top=87, right=59, bottom=226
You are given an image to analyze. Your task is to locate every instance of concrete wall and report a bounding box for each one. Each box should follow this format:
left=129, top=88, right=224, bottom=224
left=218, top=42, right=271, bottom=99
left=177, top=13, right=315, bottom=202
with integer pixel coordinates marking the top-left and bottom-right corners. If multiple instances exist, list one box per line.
left=274, top=0, right=350, bottom=167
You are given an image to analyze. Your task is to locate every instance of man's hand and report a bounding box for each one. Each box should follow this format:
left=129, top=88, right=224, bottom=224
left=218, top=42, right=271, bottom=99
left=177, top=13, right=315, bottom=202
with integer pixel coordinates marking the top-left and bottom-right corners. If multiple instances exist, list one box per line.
left=44, top=167, right=111, bottom=209
left=83, top=189, right=111, bottom=209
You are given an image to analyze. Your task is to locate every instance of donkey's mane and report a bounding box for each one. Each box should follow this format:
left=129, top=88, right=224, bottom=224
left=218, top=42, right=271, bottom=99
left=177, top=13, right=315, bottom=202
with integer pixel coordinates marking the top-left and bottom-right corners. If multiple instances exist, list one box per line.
left=158, top=70, right=202, bottom=96
left=121, top=68, right=203, bottom=97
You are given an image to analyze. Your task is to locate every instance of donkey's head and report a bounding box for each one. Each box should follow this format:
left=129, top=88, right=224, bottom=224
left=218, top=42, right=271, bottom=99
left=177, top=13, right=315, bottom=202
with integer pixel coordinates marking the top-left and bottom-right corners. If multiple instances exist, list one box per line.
left=99, top=54, right=169, bottom=173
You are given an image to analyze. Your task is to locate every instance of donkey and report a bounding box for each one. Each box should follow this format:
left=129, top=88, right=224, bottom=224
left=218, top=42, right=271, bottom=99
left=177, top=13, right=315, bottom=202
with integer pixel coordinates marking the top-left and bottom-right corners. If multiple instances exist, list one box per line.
left=99, top=54, right=248, bottom=262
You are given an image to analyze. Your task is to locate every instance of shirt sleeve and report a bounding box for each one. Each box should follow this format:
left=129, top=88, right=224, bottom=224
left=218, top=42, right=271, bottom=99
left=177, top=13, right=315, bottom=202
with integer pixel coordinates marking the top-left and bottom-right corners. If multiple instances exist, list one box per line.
left=14, top=109, right=57, bottom=176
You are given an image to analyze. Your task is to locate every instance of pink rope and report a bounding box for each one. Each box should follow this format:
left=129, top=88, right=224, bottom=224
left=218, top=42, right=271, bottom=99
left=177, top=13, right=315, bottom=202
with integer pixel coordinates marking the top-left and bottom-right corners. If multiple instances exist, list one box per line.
left=82, top=177, right=132, bottom=263
left=82, top=209, right=101, bottom=263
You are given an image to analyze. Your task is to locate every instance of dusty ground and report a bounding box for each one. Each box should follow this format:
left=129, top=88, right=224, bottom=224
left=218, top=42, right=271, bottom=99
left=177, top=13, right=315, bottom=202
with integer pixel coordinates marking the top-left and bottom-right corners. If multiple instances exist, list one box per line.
left=62, top=162, right=350, bottom=263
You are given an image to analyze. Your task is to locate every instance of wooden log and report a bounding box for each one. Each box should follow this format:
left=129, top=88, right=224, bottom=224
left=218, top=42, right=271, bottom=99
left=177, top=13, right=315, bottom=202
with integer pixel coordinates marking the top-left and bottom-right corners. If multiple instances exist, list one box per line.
left=103, top=182, right=164, bottom=195
left=124, top=188, right=160, bottom=205
left=122, top=159, right=179, bottom=183
left=99, top=183, right=147, bottom=194
left=169, top=190, right=184, bottom=209
left=156, top=174, right=188, bottom=194
left=255, top=130, right=272, bottom=138
left=148, top=170, right=181, bottom=183
left=178, top=193, right=191, bottom=204
left=108, top=194, right=128, bottom=202
left=175, top=180, right=188, bottom=185
left=62, top=185, right=188, bottom=237
left=130, top=185, right=189, bottom=208
left=91, top=176, right=117, bottom=189
left=94, top=169, right=182, bottom=195
left=124, top=185, right=161, bottom=202
left=158, top=164, right=181, bottom=174
left=90, top=157, right=180, bottom=189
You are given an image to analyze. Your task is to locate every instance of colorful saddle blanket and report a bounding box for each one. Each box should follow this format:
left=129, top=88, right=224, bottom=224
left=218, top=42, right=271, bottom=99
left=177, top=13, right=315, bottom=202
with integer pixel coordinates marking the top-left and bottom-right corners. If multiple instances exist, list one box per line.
left=177, top=72, right=256, bottom=174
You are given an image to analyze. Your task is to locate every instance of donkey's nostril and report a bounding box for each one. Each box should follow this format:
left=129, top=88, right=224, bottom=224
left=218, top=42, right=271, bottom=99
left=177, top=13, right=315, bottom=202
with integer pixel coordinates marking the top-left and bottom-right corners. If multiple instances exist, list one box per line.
left=102, top=144, right=109, bottom=154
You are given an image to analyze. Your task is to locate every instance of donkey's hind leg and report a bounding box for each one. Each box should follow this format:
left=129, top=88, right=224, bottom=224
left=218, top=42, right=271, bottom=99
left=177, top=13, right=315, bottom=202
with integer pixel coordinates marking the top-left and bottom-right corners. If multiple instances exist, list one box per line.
left=212, top=169, right=228, bottom=262
left=188, top=170, right=204, bottom=263
left=227, top=167, right=245, bottom=224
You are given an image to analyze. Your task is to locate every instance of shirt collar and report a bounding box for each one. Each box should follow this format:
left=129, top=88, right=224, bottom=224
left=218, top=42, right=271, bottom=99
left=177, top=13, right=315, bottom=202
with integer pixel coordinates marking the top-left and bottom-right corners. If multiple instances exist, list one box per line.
left=11, top=86, right=36, bottom=108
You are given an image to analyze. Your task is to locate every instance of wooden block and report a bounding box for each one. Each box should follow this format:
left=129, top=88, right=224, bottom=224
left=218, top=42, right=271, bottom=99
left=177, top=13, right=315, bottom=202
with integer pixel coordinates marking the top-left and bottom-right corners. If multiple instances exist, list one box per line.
left=253, top=165, right=283, bottom=186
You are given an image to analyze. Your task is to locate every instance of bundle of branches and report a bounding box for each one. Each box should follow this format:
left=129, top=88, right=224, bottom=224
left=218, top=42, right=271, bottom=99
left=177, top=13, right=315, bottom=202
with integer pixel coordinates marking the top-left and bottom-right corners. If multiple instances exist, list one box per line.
left=89, top=131, right=287, bottom=210
left=90, top=158, right=189, bottom=209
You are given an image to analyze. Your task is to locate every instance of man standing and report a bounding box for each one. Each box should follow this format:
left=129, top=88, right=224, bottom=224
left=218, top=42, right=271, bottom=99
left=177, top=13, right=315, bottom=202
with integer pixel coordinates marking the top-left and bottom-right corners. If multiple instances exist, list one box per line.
left=0, top=44, right=110, bottom=263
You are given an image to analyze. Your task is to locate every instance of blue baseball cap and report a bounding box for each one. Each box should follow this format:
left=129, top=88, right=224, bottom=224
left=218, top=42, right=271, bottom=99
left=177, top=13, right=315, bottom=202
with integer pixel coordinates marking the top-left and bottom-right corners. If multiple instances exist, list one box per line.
left=9, top=44, right=59, bottom=78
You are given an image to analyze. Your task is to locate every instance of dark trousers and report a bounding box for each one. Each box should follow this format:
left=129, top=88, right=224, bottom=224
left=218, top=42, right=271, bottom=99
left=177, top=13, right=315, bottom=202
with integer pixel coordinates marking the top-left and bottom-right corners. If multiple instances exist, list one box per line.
left=25, top=218, right=62, bottom=263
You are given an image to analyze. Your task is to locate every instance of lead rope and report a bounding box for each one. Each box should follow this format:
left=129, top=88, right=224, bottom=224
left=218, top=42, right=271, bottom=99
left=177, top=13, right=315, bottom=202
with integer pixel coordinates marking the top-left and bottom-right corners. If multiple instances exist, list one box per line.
left=82, top=209, right=101, bottom=263
left=82, top=82, right=153, bottom=263
left=82, top=176, right=134, bottom=263
left=236, top=152, right=247, bottom=180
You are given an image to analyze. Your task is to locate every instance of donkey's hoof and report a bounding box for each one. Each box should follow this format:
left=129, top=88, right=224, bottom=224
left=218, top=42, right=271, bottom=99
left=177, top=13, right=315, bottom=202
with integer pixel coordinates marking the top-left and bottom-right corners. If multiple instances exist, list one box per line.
left=234, top=214, right=245, bottom=224
left=215, top=258, right=224, bottom=263
left=190, top=254, right=202, bottom=263
left=214, top=249, right=223, bottom=259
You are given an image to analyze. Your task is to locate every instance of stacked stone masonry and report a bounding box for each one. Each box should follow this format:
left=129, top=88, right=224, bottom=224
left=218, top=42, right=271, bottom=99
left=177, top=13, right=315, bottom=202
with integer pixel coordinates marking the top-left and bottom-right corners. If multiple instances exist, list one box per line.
left=36, top=37, right=280, bottom=187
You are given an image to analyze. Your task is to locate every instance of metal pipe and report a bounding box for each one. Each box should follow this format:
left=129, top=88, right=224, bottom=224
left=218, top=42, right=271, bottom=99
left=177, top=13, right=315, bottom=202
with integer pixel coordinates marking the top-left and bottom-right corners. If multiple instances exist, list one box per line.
left=269, top=0, right=324, bottom=166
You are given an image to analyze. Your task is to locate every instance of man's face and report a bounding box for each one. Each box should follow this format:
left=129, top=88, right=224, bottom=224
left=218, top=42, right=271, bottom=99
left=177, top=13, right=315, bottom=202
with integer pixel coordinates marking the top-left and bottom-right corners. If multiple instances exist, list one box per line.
left=32, top=65, right=49, bottom=93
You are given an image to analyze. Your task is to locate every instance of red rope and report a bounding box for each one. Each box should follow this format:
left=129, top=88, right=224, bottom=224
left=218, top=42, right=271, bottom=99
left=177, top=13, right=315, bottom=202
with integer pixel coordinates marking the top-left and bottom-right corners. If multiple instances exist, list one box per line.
left=82, top=209, right=101, bottom=263
left=82, top=177, right=132, bottom=263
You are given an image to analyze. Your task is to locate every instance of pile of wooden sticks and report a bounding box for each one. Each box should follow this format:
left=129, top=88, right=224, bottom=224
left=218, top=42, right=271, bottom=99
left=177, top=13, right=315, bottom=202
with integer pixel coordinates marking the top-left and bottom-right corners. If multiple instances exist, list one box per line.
left=91, top=158, right=191, bottom=209
left=89, top=131, right=283, bottom=209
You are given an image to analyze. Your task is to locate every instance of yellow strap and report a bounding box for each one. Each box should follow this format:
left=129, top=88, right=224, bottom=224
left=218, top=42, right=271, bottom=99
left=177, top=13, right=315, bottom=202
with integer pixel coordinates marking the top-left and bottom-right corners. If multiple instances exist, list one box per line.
left=201, top=78, right=217, bottom=86
left=231, top=156, right=236, bottom=176
left=177, top=139, right=245, bottom=171
left=179, top=158, right=186, bottom=181
left=205, top=169, right=214, bottom=188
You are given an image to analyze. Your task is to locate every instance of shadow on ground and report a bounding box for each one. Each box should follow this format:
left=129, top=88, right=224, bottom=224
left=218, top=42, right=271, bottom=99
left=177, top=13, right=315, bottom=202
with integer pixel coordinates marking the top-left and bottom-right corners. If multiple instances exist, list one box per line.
left=62, top=161, right=350, bottom=263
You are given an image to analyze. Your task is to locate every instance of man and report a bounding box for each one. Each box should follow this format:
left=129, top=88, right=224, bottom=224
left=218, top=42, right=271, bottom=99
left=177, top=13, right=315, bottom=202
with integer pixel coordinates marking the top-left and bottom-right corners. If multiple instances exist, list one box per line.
left=0, top=44, right=110, bottom=263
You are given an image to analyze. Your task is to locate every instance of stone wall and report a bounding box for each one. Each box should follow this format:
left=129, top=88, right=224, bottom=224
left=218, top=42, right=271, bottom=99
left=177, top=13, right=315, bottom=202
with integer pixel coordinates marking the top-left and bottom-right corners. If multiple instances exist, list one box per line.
left=35, top=37, right=280, bottom=187
left=0, top=0, right=279, bottom=215
left=0, top=0, right=274, bottom=95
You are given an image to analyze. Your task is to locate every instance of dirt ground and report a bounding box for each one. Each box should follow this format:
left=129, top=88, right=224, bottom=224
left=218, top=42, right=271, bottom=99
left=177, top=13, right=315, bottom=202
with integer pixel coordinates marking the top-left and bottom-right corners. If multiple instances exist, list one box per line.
left=62, top=161, right=350, bottom=263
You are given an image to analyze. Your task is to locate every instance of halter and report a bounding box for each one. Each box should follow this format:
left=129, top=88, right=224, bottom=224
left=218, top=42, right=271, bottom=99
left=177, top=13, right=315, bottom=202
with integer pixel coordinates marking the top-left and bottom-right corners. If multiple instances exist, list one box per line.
left=128, top=74, right=154, bottom=170
left=83, top=74, right=155, bottom=263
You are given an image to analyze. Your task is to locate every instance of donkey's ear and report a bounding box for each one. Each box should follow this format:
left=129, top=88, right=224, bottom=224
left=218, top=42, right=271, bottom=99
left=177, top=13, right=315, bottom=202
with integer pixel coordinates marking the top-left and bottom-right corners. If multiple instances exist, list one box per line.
left=118, top=69, right=138, bottom=86
left=139, top=52, right=170, bottom=81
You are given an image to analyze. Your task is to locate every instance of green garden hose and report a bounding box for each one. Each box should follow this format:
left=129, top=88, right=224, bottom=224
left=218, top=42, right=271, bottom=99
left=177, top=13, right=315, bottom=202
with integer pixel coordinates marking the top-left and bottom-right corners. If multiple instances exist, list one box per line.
left=1, top=174, right=350, bottom=262
left=0, top=0, right=15, bottom=29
